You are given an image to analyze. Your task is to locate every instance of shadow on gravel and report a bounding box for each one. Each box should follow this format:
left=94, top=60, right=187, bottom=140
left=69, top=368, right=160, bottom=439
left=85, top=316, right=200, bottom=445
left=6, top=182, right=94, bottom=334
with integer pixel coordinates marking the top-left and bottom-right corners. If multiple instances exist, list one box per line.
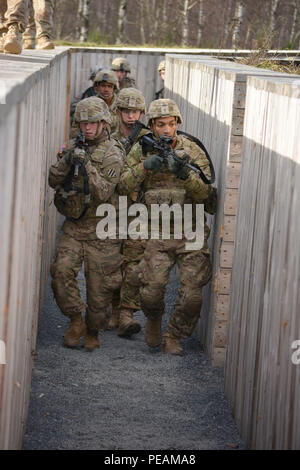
left=23, top=268, right=247, bottom=450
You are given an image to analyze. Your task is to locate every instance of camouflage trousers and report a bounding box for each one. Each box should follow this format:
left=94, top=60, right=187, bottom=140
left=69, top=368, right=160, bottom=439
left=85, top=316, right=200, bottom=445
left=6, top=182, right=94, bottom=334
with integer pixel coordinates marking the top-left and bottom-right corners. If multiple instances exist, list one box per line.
left=0, top=0, right=28, bottom=33
left=119, top=238, right=146, bottom=310
left=139, top=239, right=212, bottom=339
left=50, top=234, right=123, bottom=331
left=23, top=0, right=53, bottom=40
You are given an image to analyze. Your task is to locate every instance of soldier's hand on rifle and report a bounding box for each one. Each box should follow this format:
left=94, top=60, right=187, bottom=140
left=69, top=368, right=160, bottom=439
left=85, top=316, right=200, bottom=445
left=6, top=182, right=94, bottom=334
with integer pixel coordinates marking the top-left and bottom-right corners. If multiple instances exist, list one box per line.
left=167, top=151, right=190, bottom=180
left=62, top=149, right=75, bottom=166
left=143, top=154, right=164, bottom=171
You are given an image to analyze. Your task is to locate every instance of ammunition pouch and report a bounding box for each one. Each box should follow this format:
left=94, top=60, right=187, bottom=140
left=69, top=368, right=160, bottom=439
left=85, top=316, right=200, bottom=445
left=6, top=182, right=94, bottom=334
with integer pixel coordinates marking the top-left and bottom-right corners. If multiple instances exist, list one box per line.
left=54, top=164, right=90, bottom=221
left=144, top=188, right=186, bottom=207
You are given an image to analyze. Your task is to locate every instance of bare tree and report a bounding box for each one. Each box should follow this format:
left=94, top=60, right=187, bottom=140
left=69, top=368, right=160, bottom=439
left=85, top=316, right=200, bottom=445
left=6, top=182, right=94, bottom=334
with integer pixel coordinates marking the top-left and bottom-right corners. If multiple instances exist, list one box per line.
left=197, top=0, right=204, bottom=46
left=270, top=0, right=279, bottom=32
left=182, top=0, right=190, bottom=46
left=232, top=0, right=245, bottom=48
left=290, top=0, right=299, bottom=42
left=116, top=0, right=127, bottom=44
left=78, top=0, right=90, bottom=42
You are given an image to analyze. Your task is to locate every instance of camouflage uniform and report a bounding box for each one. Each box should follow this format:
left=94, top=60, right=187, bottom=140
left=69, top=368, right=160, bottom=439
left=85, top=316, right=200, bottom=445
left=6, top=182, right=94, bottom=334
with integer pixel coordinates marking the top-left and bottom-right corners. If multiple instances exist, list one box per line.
left=109, top=88, right=147, bottom=336
left=0, top=0, right=28, bottom=32
left=49, top=97, right=125, bottom=349
left=118, top=99, right=216, bottom=354
left=93, top=69, right=119, bottom=133
left=23, top=0, right=54, bottom=44
left=111, top=57, right=136, bottom=91
left=0, top=0, right=28, bottom=53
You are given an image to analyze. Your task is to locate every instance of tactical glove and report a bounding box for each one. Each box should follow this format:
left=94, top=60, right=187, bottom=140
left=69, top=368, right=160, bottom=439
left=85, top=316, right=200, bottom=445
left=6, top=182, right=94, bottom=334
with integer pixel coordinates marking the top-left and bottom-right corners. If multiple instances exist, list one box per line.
left=63, top=150, right=75, bottom=166
left=167, top=153, right=190, bottom=180
left=143, top=154, right=164, bottom=171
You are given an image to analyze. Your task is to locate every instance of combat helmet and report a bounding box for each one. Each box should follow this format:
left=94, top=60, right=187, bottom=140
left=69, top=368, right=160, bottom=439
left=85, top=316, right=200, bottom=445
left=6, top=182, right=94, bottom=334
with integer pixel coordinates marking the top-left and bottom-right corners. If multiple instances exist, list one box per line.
left=116, top=88, right=145, bottom=113
left=93, top=69, right=119, bottom=90
left=146, top=99, right=182, bottom=125
left=74, top=96, right=112, bottom=125
left=158, top=60, right=166, bottom=73
left=111, top=57, right=131, bottom=73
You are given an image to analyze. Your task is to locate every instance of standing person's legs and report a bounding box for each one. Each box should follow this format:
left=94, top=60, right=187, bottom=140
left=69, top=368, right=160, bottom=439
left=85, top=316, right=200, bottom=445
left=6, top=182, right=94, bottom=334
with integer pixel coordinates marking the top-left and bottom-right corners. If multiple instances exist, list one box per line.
left=33, top=0, right=54, bottom=49
left=22, top=0, right=35, bottom=48
left=83, top=239, right=123, bottom=350
left=163, top=248, right=212, bottom=355
left=50, top=234, right=87, bottom=348
left=3, top=0, right=28, bottom=53
left=139, top=239, right=176, bottom=348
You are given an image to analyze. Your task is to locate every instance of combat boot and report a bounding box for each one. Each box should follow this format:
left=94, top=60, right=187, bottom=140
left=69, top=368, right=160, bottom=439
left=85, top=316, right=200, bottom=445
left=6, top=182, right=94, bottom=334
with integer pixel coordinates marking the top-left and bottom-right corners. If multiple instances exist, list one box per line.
left=23, top=38, right=35, bottom=49
left=37, top=36, right=54, bottom=50
left=4, top=24, right=22, bottom=54
left=162, top=332, right=183, bottom=356
left=63, top=313, right=86, bottom=348
left=117, top=309, right=141, bottom=337
left=83, top=329, right=100, bottom=351
left=145, top=317, right=162, bottom=347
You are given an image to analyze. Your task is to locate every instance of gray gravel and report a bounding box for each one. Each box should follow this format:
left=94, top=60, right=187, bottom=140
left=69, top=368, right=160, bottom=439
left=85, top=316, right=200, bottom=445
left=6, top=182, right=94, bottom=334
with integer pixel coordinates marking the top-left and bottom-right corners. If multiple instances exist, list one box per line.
left=23, top=268, right=246, bottom=450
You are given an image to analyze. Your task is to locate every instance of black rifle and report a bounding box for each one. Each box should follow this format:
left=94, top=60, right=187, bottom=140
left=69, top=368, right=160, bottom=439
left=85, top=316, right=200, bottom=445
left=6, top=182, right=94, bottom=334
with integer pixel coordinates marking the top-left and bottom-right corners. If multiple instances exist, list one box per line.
left=61, top=130, right=90, bottom=220
left=121, top=120, right=149, bottom=155
left=139, top=131, right=215, bottom=185
left=73, top=130, right=89, bottom=177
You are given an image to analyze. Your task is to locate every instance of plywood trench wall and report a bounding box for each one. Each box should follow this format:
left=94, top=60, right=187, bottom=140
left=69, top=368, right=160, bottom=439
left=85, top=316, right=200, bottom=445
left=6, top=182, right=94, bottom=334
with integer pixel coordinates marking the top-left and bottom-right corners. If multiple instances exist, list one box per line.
left=165, top=54, right=300, bottom=449
left=225, top=76, right=300, bottom=450
left=0, top=49, right=69, bottom=450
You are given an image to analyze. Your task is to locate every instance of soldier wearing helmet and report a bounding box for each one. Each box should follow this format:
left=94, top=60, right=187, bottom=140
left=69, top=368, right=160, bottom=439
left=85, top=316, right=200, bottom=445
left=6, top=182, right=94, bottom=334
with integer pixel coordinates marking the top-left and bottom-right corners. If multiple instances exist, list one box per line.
left=93, top=69, right=119, bottom=133
left=155, top=60, right=166, bottom=100
left=111, top=57, right=136, bottom=91
left=49, top=97, right=125, bottom=352
left=118, top=98, right=216, bottom=356
left=113, top=87, right=146, bottom=143
left=104, top=88, right=148, bottom=337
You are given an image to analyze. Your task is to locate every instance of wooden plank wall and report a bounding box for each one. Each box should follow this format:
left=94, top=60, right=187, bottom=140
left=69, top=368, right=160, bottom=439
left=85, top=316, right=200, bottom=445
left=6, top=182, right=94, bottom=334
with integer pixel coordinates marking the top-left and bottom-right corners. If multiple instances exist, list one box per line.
left=164, top=54, right=300, bottom=368
left=225, top=76, right=300, bottom=449
left=0, top=49, right=68, bottom=450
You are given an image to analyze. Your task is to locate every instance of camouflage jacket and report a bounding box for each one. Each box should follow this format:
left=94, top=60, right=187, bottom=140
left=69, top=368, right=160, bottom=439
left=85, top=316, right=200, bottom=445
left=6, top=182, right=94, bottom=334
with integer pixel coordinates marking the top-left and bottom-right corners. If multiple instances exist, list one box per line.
left=49, top=131, right=125, bottom=240
left=117, top=133, right=216, bottom=238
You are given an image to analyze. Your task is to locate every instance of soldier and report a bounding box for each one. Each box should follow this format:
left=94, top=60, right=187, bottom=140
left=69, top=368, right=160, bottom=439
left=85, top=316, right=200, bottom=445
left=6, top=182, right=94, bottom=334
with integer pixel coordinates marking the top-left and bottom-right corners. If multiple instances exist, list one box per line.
left=113, top=87, right=146, bottom=144
left=0, top=0, right=28, bottom=54
left=49, top=97, right=125, bottom=351
left=110, top=87, right=148, bottom=336
left=118, top=99, right=216, bottom=356
left=93, top=69, right=119, bottom=133
left=81, top=67, right=102, bottom=100
left=111, top=57, right=136, bottom=91
left=155, top=60, right=165, bottom=100
left=22, top=0, right=54, bottom=50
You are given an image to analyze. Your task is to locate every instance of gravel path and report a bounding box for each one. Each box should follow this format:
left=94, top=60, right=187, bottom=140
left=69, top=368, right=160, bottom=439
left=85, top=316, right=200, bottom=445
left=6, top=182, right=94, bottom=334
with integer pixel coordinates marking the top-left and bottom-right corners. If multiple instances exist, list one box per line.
left=23, top=268, right=246, bottom=450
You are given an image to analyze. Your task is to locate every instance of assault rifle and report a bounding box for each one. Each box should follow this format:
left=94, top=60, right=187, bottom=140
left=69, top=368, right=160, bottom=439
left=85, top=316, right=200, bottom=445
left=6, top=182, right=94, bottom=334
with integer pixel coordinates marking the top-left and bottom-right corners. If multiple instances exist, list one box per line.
left=139, top=129, right=215, bottom=185
left=73, top=129, right=89, bottom=177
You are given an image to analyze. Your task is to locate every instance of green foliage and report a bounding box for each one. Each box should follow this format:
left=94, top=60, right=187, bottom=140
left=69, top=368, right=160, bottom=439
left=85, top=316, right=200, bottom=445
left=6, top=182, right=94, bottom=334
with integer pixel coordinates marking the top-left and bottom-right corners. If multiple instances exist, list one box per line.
left=87, top=27, right=111, bottom=45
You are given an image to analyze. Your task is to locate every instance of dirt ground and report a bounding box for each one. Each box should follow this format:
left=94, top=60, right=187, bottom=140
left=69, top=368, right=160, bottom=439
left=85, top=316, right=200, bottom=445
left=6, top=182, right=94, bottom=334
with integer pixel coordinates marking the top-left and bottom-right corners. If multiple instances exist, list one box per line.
left=23, top=268, right=246, bottom=451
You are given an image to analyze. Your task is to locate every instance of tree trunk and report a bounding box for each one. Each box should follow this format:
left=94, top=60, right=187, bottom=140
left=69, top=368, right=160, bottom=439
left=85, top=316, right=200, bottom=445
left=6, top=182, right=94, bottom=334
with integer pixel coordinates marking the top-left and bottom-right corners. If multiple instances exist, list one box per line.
left=79, top=0, right=90, bottom=42
left=290, top=0, right=298, bottom=42
left=140, top=1, right=145, bottom=44
left=270, top=0, right=279, bottom=33
left=197, top=0, right=204, bottom=46
left=232, top=0, right=244, bottom=48
left=116, top=0, right=127, bottom=44
left=182, top=0, right=189, bottom=46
